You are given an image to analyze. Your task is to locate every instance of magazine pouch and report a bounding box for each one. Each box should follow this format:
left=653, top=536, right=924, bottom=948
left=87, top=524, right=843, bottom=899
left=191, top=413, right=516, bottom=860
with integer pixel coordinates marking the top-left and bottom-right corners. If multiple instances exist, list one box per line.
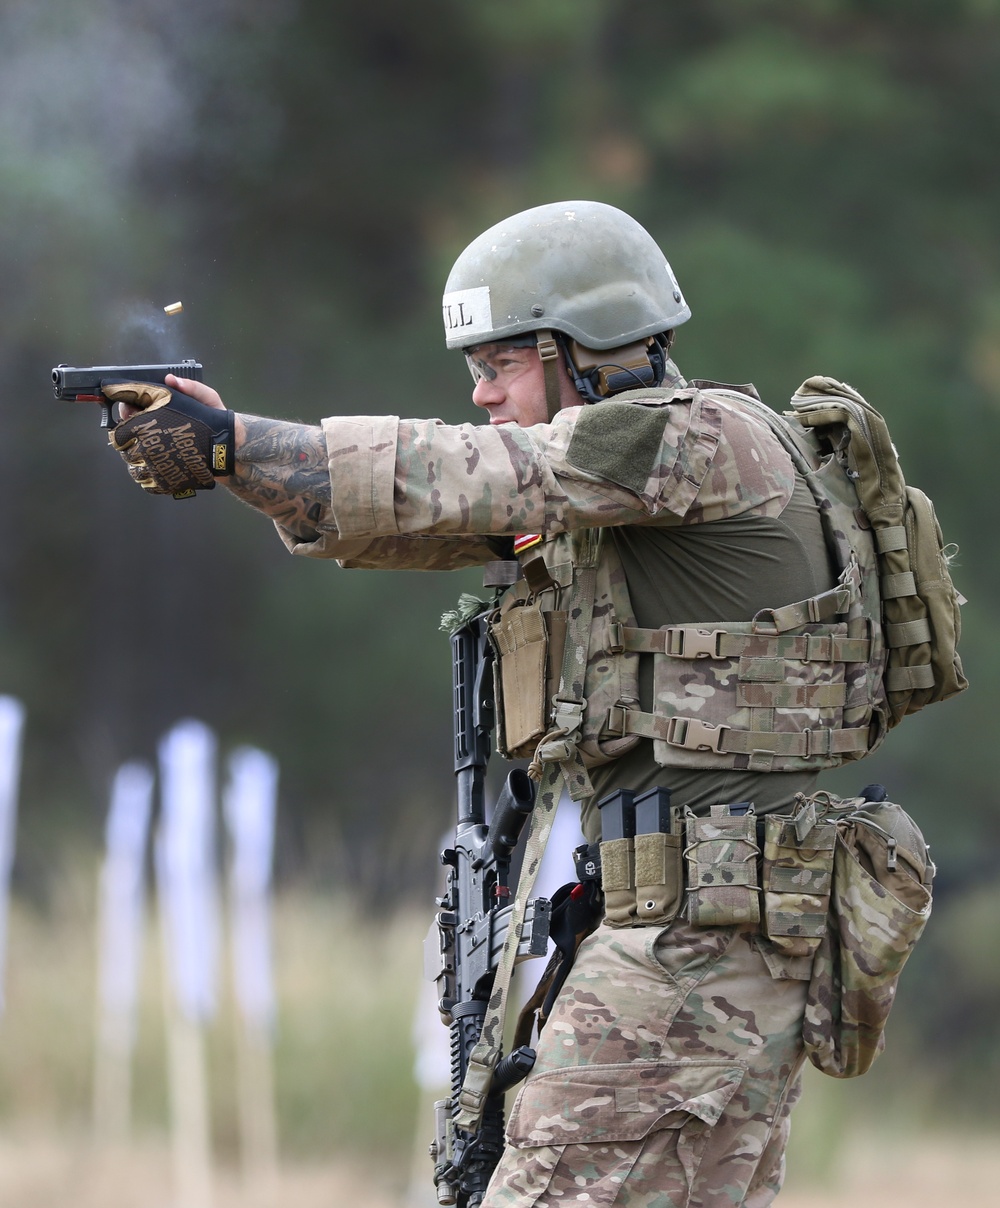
left=761, top=804, right=837, bottom=957
left=634, top=831, right=684, bottom=926
left=684, top=805, right=761, bottom=926
left=599, top=837, right=637, bottom=927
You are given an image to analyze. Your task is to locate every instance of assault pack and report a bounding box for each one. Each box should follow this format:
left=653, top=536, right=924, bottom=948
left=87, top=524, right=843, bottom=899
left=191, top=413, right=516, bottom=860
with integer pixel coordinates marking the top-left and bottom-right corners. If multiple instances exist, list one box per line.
left=742, top=374, right=968, bottom=735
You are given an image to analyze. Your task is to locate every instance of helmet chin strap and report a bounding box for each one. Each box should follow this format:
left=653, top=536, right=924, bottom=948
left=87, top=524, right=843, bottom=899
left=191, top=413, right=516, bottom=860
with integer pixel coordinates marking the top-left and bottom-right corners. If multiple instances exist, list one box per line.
left=535, top=330, right=563, bottom=421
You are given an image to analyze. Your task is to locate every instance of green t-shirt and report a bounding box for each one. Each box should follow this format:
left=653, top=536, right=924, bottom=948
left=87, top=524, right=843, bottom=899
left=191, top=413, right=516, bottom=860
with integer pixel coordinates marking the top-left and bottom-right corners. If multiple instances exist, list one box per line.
left=582, top=475, right=837, bottom=842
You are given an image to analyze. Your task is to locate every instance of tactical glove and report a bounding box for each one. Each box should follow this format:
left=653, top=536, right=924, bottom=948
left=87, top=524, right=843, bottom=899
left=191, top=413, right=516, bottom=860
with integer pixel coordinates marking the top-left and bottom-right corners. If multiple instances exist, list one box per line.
left=104, top=381, right=235, bottom=499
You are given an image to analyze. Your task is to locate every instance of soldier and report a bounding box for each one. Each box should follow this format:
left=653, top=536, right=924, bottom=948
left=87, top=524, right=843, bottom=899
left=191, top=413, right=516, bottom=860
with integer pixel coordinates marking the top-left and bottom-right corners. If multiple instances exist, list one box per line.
left=105, top=201, right=879, bottom=1206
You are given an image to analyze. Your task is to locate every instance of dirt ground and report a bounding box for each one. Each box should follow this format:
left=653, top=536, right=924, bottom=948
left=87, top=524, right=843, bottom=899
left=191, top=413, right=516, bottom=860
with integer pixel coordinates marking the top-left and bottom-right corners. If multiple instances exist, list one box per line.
left=0, top=1131, right=996, bottom=1208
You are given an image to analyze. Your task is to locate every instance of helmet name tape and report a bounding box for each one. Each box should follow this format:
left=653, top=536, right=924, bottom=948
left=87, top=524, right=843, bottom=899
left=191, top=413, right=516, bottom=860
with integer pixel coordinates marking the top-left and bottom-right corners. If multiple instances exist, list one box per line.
left=442, top=286, right=493, bottom=342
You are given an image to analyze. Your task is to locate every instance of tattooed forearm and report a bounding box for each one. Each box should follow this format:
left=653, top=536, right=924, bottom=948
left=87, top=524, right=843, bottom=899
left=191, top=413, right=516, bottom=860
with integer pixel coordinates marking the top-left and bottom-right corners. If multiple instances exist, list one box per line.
left=225, top=414, right=333, bottom=539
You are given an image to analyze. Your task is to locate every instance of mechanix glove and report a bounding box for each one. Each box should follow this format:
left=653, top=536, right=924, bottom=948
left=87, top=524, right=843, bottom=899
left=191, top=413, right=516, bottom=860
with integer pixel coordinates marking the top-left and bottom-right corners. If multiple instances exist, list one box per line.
left=104, top=382, right=235, bottom=499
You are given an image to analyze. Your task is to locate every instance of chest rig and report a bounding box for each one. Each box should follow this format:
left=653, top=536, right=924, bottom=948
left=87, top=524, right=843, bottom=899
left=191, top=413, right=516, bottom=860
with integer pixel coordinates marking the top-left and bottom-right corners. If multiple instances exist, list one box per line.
left=488, top=382, right=888, bottom=778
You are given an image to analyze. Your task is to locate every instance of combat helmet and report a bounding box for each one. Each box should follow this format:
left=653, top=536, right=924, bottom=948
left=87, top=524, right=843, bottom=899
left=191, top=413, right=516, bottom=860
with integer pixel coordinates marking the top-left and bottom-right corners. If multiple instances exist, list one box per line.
left=442, top=200, right=690, bottom=416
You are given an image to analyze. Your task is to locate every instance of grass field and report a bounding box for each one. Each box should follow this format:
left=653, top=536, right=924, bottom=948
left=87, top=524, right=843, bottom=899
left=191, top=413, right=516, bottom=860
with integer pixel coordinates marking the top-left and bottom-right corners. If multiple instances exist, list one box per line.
left=0, top=1127, right=997, bottom=1208
left=0, top=862, right=991, bottom=1207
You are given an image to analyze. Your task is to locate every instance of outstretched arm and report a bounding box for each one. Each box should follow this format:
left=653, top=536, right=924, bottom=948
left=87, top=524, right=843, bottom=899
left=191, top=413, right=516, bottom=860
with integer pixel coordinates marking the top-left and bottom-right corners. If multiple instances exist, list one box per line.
left=111, top=375, right=796, bottom=551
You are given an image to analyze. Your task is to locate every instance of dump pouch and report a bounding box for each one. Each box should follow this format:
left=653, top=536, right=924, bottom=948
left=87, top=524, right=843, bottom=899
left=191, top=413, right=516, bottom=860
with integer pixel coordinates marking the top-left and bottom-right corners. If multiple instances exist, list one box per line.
left=684, top=806, right=761, bottom=926
left=802, top=793, right=933, bottom=1078
left=761, top=806, right=836, bottom=956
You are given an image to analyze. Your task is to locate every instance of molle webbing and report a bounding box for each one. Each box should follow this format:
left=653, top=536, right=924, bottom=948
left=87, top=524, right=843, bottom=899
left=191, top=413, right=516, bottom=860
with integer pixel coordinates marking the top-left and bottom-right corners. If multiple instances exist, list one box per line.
left=610, top=623, right=870, bottom=664
left=609, top=711, right=869, bottom=759
left=609, top=613, right=872, bottom=750
left=606, top=576, right=873, bottom=771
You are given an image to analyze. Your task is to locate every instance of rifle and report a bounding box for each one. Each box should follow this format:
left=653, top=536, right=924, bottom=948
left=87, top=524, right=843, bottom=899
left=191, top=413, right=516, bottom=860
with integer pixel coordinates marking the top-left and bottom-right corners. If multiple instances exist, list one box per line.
left=427, top=609, right=549, bottom=1207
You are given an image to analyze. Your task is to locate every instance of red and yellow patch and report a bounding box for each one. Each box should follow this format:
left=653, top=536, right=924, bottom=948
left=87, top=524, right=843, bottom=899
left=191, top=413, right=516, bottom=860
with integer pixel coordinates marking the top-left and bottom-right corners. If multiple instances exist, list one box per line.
left=513, top=533, right=542, bottom=555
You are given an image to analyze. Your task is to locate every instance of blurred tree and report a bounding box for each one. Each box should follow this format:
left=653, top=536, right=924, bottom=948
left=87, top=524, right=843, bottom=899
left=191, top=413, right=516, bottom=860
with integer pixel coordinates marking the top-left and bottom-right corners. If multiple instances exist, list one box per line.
left=0, top=1, right=996, bottom=936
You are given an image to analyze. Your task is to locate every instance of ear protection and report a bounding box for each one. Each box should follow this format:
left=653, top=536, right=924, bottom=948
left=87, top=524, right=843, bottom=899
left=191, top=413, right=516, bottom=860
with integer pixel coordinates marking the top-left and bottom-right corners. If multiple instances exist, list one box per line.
left=564, top=334, right=673, bottom=403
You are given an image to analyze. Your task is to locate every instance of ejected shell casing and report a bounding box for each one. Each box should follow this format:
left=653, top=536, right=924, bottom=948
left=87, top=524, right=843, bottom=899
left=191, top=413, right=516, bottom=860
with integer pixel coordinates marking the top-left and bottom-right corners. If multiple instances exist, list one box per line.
left=163, top=301, right=183, bottom=316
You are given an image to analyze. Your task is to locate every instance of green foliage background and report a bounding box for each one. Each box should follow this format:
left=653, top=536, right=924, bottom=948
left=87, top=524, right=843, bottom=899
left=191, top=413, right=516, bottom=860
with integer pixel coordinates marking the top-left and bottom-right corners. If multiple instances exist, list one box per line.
left=1, top=0, right=998, bottom=1114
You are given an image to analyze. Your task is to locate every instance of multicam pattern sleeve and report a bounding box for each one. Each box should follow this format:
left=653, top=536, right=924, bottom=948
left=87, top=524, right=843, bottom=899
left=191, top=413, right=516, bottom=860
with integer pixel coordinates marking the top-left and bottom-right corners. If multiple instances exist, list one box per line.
left=274, top=392, right=796, bottom=568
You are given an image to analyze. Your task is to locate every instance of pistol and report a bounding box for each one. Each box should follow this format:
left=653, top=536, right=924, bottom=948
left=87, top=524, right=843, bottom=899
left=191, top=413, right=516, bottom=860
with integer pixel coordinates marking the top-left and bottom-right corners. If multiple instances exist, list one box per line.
left=51, top=360, right=204, bottom=429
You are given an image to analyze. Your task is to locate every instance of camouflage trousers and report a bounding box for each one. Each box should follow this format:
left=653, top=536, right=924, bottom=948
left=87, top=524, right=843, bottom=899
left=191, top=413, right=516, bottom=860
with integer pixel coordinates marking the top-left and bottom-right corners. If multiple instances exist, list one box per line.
left=483, top=918, right=809, bottom=1208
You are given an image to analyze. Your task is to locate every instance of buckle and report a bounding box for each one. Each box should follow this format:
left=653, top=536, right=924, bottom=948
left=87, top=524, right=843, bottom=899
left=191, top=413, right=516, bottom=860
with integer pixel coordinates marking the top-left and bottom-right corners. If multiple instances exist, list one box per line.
left=606, top=704, right=629, bottom=737
left=551, top=698, right=585, bottom=735
left=665, top=627, right=724, bottom=659
left=803, top=728, right=833, bottom=758
left=666, top=716, right=729, bottom=753
left=537, top=336, right=559, bottom=362
left=608, top=621, right=625, bottom=654
left=807, top=587, right=851, bottom=622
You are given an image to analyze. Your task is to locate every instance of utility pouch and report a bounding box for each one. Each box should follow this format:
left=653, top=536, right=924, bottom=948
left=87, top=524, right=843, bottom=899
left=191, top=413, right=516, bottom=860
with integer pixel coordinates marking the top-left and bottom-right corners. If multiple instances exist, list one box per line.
left=684, top=806, right=761, bottom=926
left=490, top=601, right=550, bottom=758
left=761, top=806, right=837, bottom=956
left=634, top=831, right=684, bottom=925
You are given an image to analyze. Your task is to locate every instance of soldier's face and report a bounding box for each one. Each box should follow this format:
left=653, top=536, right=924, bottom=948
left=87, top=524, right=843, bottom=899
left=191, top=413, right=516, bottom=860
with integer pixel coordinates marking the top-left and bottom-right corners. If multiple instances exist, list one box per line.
left=468, top=342, right=577, bottom=427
